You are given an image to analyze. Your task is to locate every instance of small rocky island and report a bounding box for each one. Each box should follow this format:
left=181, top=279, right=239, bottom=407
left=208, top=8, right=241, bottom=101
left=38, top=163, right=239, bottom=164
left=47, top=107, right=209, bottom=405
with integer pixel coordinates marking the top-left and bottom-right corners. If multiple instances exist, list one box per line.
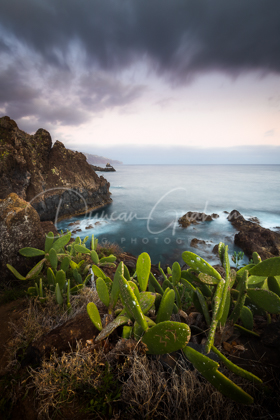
left=90, top=163, right=116, bottom=172
left=178, top=211, right=219, bottom=227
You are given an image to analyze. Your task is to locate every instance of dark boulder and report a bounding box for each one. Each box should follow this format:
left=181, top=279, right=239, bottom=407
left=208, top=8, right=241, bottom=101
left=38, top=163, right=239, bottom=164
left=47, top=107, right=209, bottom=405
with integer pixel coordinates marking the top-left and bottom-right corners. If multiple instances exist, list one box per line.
left=190, top=238, right=207, bottom=249
left=227, top=210, right=280, bottom=260
left=178, top=211, right=219, bottom=228
left=0, top=193, right=57, bottom=282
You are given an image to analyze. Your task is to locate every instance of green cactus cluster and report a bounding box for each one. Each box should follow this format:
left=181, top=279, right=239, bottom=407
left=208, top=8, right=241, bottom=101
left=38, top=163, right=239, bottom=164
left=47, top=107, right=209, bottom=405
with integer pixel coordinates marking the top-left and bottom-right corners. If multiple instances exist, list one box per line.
left=86, top=245, right=278, bottom=404
left=9, top=232, right=280, bottom=405
left=7, top=232, right=116, bottom=311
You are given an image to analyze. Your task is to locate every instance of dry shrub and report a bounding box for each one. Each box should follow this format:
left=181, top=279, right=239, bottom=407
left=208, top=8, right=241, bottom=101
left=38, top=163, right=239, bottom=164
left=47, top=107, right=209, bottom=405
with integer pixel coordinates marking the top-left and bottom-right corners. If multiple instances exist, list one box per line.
left=121, top=353, right=279, bottom=420
left=96, top=241, right=123, bottom=257
left=28, top=343, right=121, bottom=420
left=6, top=288, right=101, bottom=367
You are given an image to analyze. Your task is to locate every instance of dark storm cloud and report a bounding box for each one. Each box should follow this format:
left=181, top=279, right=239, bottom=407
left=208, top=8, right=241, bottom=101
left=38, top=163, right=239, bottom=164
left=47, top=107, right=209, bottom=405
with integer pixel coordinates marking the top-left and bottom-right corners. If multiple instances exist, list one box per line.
left=1, top=0, right=280, bottom=77
left=1, top=0, right=280, bottom=129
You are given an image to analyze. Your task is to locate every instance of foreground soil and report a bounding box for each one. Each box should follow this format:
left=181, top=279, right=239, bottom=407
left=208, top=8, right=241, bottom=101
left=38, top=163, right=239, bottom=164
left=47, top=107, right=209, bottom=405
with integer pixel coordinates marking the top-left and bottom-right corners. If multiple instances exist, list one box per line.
left=0, top=294, right=280, bottom=420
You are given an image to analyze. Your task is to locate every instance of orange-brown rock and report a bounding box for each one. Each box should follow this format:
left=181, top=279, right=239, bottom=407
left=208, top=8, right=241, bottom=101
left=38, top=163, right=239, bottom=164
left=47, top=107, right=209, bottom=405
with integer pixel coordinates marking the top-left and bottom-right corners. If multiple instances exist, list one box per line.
left=0, top=193, right=57, bottom=281
left=0, top=116, right=112, bottom=221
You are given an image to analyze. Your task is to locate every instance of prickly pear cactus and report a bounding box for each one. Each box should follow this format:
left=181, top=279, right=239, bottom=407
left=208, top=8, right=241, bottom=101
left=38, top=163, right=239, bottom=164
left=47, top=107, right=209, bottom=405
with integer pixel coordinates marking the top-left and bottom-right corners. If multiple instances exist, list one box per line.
left=142, top=321, right=191, bottom=354
left=87, top=302, right=103, bottom=331
left=156, top=289, right=175, bottom=323
left=95, top=315, right=130, bottom=342
left=45, top=231, right=54, bottom=253
left=267, top=276, right=280, bottom=297
left=96, top=277, right=110, bottom=307
left=182, top=251, right=221, bottom=280
left=136, top=252, right=151, bottom=292
left=249, top=256, right=280, bottom=277
left=172, top=262, right=181, bottom=286
left=119, top=275, right=148, bottom=332
left=19, top=247, right=45, bottom=257
left=183, top=346, right=254, bottom=404
left=149, top=273, right=164, bottom=295
left=247, top=288, right=280, bottom=313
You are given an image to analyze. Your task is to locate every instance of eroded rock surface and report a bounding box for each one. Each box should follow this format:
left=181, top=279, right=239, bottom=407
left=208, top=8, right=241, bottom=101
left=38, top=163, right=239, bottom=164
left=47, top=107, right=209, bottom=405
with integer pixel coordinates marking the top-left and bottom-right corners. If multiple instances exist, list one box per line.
left=0, top=116, right=112, bottom=221
left=228, top=210, right=280, bottom=259
left=178, top=211, right=219, bottom=228
left=0, top=193, right=57, bottom=281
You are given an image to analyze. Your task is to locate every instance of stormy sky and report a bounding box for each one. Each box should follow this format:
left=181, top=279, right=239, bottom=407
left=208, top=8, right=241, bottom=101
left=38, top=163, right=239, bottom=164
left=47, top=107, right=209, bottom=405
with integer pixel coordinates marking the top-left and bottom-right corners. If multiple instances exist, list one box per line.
left=1, top=0, right=280, bottom=163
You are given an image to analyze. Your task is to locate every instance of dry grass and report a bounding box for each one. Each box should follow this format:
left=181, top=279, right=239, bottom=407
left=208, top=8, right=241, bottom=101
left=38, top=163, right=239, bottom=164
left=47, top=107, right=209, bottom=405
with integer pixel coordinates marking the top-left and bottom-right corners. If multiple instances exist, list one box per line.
left=96, top=241, right=123, bottom=257
left=120, top=352, right=280, bottom=420
left=6, top=287, right=101, bottom=368
left=28, top=342, right=121, bottom=420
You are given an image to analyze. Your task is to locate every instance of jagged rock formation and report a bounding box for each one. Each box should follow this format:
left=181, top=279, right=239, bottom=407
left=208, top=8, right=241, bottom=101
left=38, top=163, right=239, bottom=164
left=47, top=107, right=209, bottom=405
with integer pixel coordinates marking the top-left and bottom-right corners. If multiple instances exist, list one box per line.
left=0, top=116, right=112, bottom=221
left=0, top=193, right=58, bottom=281
left=227, top=210, right=280, bottom=260
left=178, top=211, right=219, bottom=228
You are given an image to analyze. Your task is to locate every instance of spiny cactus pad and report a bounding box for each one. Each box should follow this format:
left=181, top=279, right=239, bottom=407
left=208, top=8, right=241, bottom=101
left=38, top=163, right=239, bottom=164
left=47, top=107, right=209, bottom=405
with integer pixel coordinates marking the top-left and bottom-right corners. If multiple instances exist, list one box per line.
left=49, top=248, right=58, bottom=270
left=119, top=275, right=148, bottom=332
left=19, top=247, right=45, bottom=257
left=52, top=231, right=71, bottom=252
left=182, top=251, right=221, bottom=280
left=172, top=262, right=181, bottom=286
left=156, top=289, right=175, bottom=323
left=136, top=252, right=151, bottom=292
left=183, top=346, right=254, bottom=404
left=45, top=232, right=54, bottom=253
left=96, top=277, right=110, bottom=307
left=87, top=302, right=103, bottom=331
left=211, top=345, right=262, bottom=384
left=95, top=315, right=130, bottom=342
left=247, top=288, right=280, bottom=313
left=249, top=257, right=280, bottom=277
left=142, top=321, right=191, bottom=354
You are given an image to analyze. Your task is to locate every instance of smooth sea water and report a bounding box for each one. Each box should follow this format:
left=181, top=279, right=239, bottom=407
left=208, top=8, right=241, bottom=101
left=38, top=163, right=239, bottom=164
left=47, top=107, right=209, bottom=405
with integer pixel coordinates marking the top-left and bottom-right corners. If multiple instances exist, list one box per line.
left=57, top=165, right=280, bottom=266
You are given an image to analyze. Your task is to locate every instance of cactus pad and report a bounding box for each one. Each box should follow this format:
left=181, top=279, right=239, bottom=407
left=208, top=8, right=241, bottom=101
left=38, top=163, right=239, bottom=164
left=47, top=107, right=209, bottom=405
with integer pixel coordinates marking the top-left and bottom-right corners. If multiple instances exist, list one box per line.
left=136, top=252, right=151, bottom=291
left=87, top=302, right=103, bottom=331
left=182, top=251, right=221, bottom=280
left=96, top=277, right=110, bottom=307
left=95, top=315, right=130, bottom=342
left=247, top=288, right=280, bottom=313
left=156, top=289, right=175, bottom=323
left=249, top=257, right=280, bottom=277
left=183, top=346, right=254, bottom=404
left=142, top=321, right=191, bottom=354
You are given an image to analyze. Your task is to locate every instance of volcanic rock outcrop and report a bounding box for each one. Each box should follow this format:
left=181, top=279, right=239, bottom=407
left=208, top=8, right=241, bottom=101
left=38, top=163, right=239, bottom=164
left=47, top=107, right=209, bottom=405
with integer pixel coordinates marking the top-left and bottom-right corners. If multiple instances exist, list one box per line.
left=178, top=211, right=219, bottom=228
left=0, top=116, right=112, bottom=221
left=227, top=210, right=280, bottom=260
left=0, top=193, right=58, bottom=281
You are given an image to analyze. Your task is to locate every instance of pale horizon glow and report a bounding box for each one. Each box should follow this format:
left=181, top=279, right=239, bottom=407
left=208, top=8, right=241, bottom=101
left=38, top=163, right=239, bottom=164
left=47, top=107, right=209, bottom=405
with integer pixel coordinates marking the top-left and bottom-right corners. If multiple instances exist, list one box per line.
left=1, top=1, right=280, bottom=163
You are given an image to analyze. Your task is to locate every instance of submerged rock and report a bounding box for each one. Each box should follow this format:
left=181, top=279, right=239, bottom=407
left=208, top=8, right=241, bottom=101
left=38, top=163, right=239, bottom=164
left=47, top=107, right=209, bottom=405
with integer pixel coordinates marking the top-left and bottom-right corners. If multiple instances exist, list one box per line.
left=190, top=238, right=207, bottom=249
left=0, top=116, right=112, bottom=221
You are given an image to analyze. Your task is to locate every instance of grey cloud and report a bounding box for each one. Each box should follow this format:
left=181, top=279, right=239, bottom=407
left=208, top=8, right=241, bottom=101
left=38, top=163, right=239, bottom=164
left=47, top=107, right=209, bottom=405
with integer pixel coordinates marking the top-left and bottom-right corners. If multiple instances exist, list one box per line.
left=77, top=73, right=146, bottom=111
left=1, top=0, right=280, bottom=78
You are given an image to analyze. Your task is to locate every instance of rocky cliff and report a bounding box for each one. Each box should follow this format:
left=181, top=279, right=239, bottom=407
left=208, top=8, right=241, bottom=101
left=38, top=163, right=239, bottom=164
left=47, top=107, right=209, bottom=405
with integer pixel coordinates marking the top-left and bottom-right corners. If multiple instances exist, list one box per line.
left=0, top=116, right=112, bottom=221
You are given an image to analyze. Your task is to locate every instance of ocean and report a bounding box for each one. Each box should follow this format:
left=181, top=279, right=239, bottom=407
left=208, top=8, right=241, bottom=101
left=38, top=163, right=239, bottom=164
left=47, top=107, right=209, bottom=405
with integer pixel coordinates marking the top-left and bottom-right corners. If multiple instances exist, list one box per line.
left=57, top=165, right=280, bottom=267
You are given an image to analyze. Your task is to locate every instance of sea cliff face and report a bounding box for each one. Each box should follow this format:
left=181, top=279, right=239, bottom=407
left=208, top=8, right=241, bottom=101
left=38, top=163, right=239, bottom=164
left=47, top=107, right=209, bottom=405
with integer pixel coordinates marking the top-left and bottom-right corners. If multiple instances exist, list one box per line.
left=0, top=116, right=112, bottom=221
